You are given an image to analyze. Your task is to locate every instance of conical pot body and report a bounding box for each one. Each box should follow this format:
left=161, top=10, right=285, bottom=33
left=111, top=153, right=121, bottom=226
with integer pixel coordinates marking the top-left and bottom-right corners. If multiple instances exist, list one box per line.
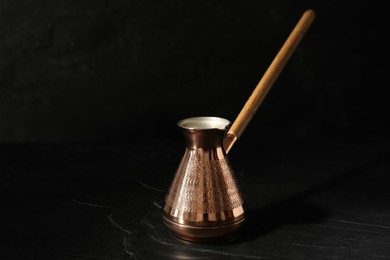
left=162, top=117, right=247, bottom=242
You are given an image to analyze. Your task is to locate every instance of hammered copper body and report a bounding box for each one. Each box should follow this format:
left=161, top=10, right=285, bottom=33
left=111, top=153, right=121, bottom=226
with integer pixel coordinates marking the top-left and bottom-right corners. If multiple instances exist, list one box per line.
left=162, top=117, right=247, bottom=242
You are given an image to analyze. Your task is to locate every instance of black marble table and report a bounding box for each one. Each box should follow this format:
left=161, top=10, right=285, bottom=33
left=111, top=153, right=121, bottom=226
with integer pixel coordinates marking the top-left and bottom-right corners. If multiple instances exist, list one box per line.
left=2, top=136, right=390, bottom=259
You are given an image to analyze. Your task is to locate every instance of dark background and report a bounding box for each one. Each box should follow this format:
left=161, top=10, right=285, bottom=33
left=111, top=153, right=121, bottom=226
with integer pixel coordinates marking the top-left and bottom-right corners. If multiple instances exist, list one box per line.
left=0, top=0, right=389, bottom=144
left=2, top=2, right=390, bottom=259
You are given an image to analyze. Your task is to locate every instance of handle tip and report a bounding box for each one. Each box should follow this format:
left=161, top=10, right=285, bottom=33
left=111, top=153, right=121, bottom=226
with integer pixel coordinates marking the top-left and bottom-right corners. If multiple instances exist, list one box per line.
left=304, top=9, right=316, bottom=21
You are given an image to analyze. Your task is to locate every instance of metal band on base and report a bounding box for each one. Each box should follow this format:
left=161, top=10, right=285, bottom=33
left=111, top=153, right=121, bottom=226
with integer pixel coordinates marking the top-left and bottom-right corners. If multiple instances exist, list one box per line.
left=162, top=209, right=247, bottom=243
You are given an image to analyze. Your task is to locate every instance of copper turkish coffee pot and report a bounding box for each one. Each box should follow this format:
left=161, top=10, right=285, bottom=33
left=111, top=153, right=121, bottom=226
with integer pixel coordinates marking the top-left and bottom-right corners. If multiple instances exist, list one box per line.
left=162, top=10, right=315, bottom=243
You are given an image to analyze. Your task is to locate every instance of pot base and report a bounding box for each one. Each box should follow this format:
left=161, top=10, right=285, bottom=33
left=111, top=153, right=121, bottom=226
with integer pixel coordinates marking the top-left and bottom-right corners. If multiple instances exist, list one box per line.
left=162, top=214, right=246, bottom=243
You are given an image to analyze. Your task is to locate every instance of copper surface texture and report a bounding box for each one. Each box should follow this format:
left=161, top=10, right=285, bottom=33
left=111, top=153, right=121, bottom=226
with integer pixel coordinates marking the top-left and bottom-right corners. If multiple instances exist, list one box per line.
left=162, top=117, right=247, bottom=242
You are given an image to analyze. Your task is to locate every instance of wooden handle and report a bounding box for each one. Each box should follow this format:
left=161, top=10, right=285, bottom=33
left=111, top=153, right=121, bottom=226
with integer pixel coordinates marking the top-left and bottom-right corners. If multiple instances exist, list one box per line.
left=224, top=9, right=315, bottom=153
